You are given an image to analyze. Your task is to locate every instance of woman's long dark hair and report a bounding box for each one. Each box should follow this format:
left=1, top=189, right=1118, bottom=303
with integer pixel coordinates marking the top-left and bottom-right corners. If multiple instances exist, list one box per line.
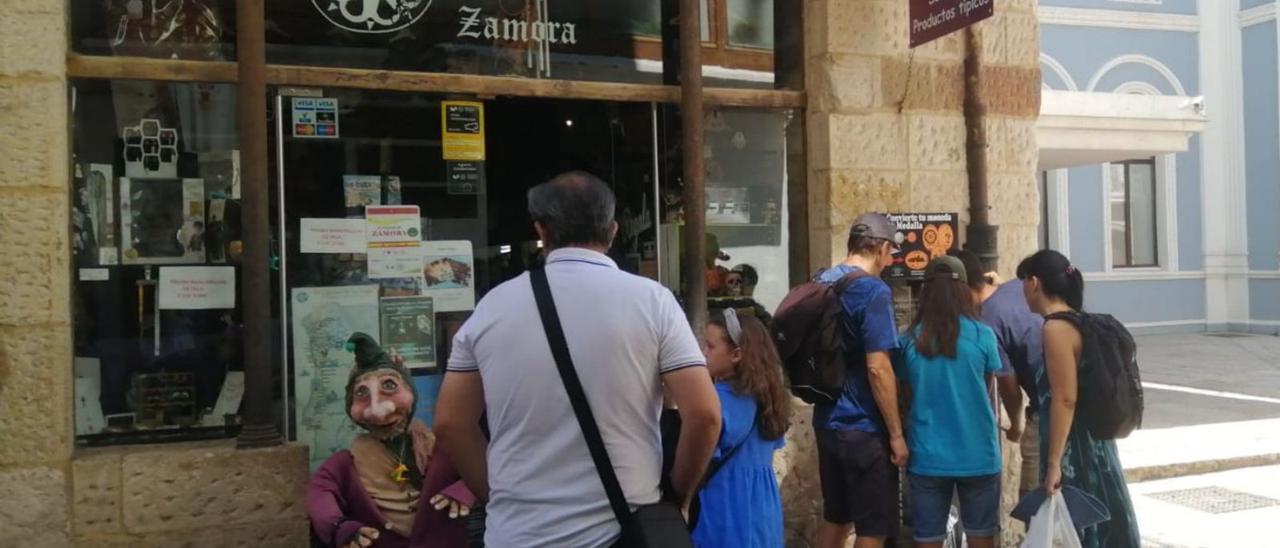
left=911, top=267, right=978, bottom=359
left=709, top=311, right=793, bottom=440
left=1016, top=249, right=1085, bottom=311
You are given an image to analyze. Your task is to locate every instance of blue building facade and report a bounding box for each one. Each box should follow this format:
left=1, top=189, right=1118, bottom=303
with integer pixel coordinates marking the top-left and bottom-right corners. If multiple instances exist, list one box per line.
left=1036, top=0, right=1279, bottom=334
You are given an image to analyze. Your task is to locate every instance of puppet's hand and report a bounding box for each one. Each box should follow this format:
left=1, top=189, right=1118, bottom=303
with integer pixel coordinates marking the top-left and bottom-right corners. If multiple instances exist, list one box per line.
left=408, top=420, right=435, bottom=473
left=344, top=527, right=379, bottom=548
left=429, top=493, right=472, bottom=520
left=388, top=348, right=405, bottom=368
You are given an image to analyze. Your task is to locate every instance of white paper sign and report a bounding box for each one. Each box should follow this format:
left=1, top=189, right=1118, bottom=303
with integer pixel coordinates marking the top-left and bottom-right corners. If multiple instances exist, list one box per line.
left=200, top=371, right=245, bottom=426
left=158, top=266, right=237, bottom=309
left=422, top=240, right=476, bottom=312
left=300, top=218, right=367, bottom=254
left=79, top=268, right=110, bottom=281
left=74, top=357, right=105, bottom=435
left=366, top=206, right=423, bottom=279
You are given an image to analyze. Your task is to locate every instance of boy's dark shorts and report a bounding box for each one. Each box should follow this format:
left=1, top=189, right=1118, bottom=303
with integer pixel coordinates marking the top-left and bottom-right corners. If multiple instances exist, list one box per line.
left=815, top=427, right=900, bottom=537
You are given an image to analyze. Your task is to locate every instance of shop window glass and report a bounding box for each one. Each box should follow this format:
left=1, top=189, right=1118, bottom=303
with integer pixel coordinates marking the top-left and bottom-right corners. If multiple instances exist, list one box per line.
left=657, top=107, right=794, bottom=318
left=1109, top=159, right=1158, bottom=268
left=71, top=79, right=246, bottom=446
left=274, top=89, right=663, bottom=467
left=727, top=0, right=773, bottom=49
left=70, top=1, right=238, bottom=60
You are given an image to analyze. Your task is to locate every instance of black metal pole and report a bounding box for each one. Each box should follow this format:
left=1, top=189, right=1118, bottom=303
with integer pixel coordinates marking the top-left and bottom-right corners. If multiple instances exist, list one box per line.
left=963, top=27, right=999, bottom=272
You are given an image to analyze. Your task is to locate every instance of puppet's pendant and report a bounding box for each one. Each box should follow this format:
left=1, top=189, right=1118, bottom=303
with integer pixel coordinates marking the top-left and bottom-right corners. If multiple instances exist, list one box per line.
left=391, top=463, right=409, bottom=484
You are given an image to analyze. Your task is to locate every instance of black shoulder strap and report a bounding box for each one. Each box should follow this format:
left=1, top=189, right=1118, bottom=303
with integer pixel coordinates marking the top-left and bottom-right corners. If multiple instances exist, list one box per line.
left=530, top=268, right=633, bottom=528
left=703, top=415, right=758, bottom=484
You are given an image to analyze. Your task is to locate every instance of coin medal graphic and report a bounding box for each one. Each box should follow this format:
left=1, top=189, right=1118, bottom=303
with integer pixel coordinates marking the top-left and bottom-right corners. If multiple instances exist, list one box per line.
left=313, top=0, right=432, bottom=34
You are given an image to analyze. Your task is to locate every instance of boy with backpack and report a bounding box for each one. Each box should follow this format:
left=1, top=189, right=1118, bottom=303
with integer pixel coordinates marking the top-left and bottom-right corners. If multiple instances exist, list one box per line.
left=774, top=213, right=907, bottom=548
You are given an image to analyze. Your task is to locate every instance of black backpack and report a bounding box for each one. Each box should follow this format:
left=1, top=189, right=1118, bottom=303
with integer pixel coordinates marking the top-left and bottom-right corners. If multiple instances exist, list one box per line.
left=770, top=270, right=868, bottom=405
left=1046, top=311, right=1144, bottom=440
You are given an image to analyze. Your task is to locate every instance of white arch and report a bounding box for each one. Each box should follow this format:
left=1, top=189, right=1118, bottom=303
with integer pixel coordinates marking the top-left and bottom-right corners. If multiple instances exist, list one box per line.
left=1040, top=53, right=1079, bottom=91
left=1112, top=81, right=1164, bottom=95
left=1087, top=54, right=1188, bottom=96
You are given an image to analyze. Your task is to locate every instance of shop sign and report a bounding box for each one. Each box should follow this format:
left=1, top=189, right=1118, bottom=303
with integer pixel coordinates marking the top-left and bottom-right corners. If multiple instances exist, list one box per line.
left=884, top=212, right=959, bottom=280
left=293, top=98, right=340, bottom=139
left=457, top=7, right=578, bottom=45
left=313, top=0, right=432, bottom=34
left=909, top=0, right=994, bottom=48
left=366, top=206, right=423, bottom=279
left=441, top=101, right=486, bottom=161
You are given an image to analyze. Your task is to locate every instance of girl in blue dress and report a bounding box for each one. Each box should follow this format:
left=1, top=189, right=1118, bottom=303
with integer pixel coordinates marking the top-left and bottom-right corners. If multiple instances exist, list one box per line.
left=693, top=308, right=793, bottom=548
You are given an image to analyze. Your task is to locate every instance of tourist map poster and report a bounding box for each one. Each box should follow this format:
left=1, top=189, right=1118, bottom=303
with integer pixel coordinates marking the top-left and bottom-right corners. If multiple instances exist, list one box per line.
left=291, top=284, right=380, bottom=469
left=380, top=296, right=436, bottom=371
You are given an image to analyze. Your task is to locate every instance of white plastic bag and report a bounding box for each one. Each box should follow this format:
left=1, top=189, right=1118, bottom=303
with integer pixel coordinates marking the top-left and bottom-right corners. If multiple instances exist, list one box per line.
left=1021, top=492, right=1083, bottom=548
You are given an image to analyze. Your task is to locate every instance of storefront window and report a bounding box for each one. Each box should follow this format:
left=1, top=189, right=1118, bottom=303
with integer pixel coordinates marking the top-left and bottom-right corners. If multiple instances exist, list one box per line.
left=70, top=1, right=237, bottom=60
left=657, top=107, right=794, bottom=319
left=727, top=0, right=773, bottom=49
left=71, top=79, right=245, bottom=446
left=274, top=88, right=663, bottom=467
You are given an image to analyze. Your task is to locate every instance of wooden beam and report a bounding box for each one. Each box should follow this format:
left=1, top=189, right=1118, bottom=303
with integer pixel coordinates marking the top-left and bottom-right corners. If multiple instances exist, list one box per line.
left=680, top=0, right=708, bottom=331
left=67, top=54, right=238, bottom=83
left=67, top=54, right=804, bottom=108
left=234, top=0, right=282, bottom=449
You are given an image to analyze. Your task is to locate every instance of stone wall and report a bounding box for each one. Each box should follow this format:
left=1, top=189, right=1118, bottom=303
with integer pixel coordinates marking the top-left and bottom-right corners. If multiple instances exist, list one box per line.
left=783, top=0, right=1042, bottom=545
left=0, top=2, right=313, bottom=547
left=71, top=441, right=310, bottom=547
left=0, top=0, right=74, bottom=544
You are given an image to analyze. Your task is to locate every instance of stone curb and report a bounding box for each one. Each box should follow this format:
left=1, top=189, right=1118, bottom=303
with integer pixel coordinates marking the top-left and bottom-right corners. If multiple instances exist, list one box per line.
left=1124, top=452, right=1280, bottom=483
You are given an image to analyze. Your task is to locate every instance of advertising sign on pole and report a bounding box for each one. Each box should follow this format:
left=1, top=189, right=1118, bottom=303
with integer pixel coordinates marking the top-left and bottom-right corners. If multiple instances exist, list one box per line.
left=883, top=212, right=960, bottom=281
left=909, top=0, right=994, bottom=48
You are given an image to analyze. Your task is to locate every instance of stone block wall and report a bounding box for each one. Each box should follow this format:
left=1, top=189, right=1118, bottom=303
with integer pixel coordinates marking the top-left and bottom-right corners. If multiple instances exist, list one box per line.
left=0, top=3, right=314, bottom=547
left=0, top=0, right=74, bottom=544
left=805, top=0, right=1041, bottom=276
left=786, top=0, right=1042, bottom=545
left=70, top=442, right=310, bottom=547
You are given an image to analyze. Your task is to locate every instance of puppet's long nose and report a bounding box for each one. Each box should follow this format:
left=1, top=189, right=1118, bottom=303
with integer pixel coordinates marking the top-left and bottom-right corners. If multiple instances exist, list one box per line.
left=365, top=396, right=396, bottom=421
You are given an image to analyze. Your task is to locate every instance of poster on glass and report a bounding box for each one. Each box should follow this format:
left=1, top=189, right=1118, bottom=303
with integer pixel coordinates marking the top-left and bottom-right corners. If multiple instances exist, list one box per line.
left=120, top=178, right=206, bottom=265
left=291, top=284, right=380, bottom=469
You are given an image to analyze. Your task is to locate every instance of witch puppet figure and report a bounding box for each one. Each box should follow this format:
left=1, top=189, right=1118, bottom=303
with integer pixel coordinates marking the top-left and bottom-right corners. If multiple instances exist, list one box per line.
left=308, top=333, right=475, bottom=548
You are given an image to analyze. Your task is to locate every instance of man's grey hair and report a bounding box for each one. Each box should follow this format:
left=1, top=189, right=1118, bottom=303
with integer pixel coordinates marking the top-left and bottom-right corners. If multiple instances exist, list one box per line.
left=527, top=171, right=616, bottom=248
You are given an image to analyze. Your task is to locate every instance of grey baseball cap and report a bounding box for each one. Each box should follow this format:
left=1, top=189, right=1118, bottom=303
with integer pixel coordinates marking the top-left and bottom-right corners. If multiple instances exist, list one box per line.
left=924, top=255, right=968, bottom=284
left=849, top=213, right=901, bottom=253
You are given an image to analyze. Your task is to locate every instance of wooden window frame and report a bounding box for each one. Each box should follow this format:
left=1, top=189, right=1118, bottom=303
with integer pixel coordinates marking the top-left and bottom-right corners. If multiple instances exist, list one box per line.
left=66, top=54, right=803, bottom=108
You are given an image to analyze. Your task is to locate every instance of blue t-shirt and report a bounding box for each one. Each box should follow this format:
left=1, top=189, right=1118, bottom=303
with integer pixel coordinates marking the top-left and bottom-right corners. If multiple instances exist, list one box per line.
left=812, top=265, right=899, bottom=433
left=980, top=280, right=1045, bottom=415
left=894, top=317, right=1003, bottom=477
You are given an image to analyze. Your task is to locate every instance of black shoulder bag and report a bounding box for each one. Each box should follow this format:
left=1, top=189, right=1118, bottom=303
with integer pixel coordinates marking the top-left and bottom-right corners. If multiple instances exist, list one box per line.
left=530, top=268, right=693, bottom=548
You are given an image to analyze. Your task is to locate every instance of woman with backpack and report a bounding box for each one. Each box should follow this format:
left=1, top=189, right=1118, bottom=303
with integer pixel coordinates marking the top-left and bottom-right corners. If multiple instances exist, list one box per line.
left=693, top=308, right=792, bottom=548
left=1018, top=250, right=1141, bottom=547
left=893, top=256, right=1003, bottom=548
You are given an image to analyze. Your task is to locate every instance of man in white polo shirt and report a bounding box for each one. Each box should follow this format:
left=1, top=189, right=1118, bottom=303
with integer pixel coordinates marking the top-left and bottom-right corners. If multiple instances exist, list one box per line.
left=434, top=171, right=722, bottom=547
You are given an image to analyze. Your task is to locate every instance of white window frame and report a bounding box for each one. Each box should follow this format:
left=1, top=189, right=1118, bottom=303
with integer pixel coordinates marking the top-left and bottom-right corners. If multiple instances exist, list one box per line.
left=1101, top=154, right=1179, bottom=273
left=1043, top=168, right=1071, bottom=256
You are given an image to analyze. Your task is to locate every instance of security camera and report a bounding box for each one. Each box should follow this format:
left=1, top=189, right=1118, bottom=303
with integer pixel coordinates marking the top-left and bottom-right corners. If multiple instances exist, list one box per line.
left=1181, top=96, right=1206, bottom=116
